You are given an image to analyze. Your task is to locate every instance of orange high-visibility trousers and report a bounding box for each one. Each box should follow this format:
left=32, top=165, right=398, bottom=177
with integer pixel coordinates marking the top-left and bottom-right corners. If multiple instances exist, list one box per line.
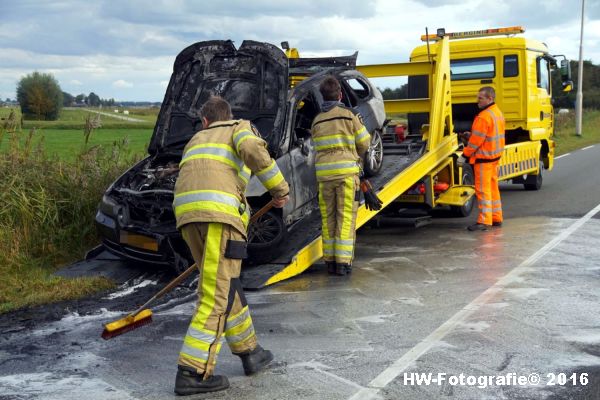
left=473, top=161, right=503, bottom=225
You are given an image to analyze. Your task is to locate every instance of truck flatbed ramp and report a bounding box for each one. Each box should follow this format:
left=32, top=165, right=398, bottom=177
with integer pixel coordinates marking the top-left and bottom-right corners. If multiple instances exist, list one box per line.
left=240, top=150, right=425, bottom=289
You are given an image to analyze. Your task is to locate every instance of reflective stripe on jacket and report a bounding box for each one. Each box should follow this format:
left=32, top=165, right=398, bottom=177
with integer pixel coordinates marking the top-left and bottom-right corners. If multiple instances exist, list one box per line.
left=311, top=105, right=371, bottom=182
left=174, top=119, right=289, bottom=235
left=463, top=103, right=505, bottom=164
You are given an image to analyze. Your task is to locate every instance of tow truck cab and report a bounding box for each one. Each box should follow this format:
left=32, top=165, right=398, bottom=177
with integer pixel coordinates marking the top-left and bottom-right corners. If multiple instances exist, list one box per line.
left=410, top=26, right=573, bottom=176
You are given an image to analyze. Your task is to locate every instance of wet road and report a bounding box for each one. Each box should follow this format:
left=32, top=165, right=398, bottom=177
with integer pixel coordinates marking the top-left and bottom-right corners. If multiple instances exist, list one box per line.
left=1, top=146, right=599, bottom=400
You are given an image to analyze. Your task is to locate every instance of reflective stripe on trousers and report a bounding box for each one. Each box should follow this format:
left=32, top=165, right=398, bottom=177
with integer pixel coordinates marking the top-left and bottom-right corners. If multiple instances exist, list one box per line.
left=318, top=175, right=359, bottom=264
left=178, top=222, right=258, bottom=376
left=474, top=161, right=503, bottom=225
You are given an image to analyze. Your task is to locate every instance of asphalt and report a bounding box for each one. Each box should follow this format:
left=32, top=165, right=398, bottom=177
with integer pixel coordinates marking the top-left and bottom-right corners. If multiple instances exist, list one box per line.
left=0, top=145, right=599, bottom=400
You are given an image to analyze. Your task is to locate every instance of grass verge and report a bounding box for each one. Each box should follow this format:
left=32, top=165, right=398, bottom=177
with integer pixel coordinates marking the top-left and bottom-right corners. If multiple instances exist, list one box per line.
left=0, top=113, right=143, bottom=313
left=553, top=110, right=600, bottom=155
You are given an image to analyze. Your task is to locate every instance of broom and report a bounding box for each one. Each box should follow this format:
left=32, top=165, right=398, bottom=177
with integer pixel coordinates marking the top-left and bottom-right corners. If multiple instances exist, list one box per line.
left=101, top=199, right=275, bottom=340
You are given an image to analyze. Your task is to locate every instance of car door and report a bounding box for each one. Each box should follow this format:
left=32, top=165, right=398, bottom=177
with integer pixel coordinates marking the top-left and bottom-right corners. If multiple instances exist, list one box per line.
left=285, top=88, right=319, bottom=222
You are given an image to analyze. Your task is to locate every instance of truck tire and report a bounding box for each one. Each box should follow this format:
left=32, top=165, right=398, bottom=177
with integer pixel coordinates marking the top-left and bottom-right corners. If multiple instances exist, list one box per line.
left=524, top=160, right=543, bottom=190
left=451, top=164, right=475, bottom=217
left=363, top=130, right=383, bottom=177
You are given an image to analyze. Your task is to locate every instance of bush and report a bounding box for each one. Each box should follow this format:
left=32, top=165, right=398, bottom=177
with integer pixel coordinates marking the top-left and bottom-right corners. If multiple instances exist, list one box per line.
left=17, top=71, right=63, bottom=120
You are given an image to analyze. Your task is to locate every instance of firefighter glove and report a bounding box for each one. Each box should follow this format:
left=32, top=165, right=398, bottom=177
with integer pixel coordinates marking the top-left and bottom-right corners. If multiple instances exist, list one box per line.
left=360, top=179, right=383, bottom=211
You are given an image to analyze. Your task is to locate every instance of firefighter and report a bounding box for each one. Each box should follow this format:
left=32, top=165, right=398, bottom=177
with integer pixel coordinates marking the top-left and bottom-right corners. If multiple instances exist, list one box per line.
left=462, top=86, right=505, bottom=231
left=311, top=76, right=371, bottom=275
left=173, top=96, right=290, bottom=395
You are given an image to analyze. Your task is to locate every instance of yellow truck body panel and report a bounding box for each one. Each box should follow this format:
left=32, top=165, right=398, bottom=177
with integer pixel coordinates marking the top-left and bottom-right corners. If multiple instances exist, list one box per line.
left=410, top=35, right=555, bottom=178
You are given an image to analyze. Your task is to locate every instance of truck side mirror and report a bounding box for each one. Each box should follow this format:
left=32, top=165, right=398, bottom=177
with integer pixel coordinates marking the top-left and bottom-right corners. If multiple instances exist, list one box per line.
left=560, top=59, right=571, bottom=81
left=553, top=56, right=573, bottom=92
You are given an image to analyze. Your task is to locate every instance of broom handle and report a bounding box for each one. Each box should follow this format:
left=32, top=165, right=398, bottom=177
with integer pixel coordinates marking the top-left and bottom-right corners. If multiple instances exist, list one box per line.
left=129, top=200, right=275, bottom=317
left=129, top=263, right=197, bottom=316
left=249, top=199, right=275, bottom=222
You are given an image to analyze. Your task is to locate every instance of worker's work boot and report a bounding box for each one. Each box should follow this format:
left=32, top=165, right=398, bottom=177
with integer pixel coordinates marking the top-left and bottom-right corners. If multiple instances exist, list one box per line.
left=326, top=261, right=336, bottom=275
left=337, top=263, right=352, bottom=275
left=235, top=345, right=274, bottom=375
left=174, top=365, right=229, bottom=395
left=467, top=223, right=490, bottom=231
left=334, top=263, right=347, bottom=276
left=492, top=221, right=503, bottom=227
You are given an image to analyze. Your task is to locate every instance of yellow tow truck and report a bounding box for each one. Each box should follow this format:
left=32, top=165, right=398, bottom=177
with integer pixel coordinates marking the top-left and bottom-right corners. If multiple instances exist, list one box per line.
left=241, top=27, right=572, bottom=289
left=412, top=26, right=572, bottom=191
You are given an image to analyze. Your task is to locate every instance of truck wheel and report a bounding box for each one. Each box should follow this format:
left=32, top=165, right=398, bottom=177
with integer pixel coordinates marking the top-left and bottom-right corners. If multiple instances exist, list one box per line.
left=363, top=130, right=383, bottom=177
left=524, top=161, right=543, bottom=190
left=451, top=164, right=475, bottom=217
left=247, top=210, right=285, bottom=264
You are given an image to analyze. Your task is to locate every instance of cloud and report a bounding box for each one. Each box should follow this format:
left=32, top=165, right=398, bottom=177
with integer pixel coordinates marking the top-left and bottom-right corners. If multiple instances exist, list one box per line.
left=112, top=79, right=134, bottom=88
left=0, top=0, right=599, bottom=101
left=99, top=0, right=377, bottom=23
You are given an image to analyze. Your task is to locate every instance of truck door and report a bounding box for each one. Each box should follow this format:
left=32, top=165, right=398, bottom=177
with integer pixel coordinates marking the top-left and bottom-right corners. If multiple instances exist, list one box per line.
left=500, top=53, right=523, bottom=131
left=535, top=56, right=553, bottom=135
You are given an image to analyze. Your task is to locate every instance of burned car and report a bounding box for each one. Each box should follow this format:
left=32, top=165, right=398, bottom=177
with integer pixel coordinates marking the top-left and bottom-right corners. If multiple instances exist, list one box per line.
left=95, top=40, right=385, bottom=271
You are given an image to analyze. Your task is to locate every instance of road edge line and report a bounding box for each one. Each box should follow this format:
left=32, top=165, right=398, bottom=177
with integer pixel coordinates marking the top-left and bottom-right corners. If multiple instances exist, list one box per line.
left=348, top=202, right=600, bottom=400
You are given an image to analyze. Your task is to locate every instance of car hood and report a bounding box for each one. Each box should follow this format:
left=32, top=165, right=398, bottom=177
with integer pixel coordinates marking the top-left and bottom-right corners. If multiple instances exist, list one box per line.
left=149, top=40, right=289, bottom=155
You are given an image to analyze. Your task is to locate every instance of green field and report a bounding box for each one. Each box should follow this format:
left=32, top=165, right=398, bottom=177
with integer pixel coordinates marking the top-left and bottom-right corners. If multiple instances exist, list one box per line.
left=1, top=106, right=155, bottom=161
left=1, top=106, right=157, bottom=129
left=1, top=127, right=152, bottom=161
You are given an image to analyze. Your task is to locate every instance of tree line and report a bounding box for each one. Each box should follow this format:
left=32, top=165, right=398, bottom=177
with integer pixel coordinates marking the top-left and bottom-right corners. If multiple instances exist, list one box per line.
left=378, top=61, right=600, bottom=110
left=15, top=72, right=118, bottom=121
left=62, top=91, right=117, bottom=108
left=552, top=60, right=600, bottom=109
left=12, top=60, right=600, bottom=121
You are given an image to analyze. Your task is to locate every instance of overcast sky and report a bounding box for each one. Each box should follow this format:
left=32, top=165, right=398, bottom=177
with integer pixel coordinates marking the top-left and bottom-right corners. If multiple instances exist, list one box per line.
left=1, top=0, right=599, bottom=102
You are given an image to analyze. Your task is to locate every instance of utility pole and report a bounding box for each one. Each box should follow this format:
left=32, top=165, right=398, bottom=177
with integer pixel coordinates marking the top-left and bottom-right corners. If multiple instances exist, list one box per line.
left=576, top=0, right=585, bottom=136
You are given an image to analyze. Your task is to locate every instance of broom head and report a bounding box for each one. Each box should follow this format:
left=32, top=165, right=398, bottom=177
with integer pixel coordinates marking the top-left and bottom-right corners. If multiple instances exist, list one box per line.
left=101, top=309, right=153, bottom=340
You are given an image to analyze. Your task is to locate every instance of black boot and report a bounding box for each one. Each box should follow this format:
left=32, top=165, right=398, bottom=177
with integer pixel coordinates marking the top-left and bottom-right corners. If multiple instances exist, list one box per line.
left=326, top=261, right=336, bottom=275
left=174, top=365, right=229, bottom=396
left=337, top=263, right=352, bottom=275
left=235, top=345, right=274, bottom=376
left=467, top=223, right=490, bottom=231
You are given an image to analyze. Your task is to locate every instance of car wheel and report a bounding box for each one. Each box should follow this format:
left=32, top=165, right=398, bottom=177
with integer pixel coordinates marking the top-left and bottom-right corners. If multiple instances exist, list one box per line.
left=247, top=210, right=285, bottom=264
left=451, top=164, right=475, bottom=217
left=364, top=129, right=383, bottom=176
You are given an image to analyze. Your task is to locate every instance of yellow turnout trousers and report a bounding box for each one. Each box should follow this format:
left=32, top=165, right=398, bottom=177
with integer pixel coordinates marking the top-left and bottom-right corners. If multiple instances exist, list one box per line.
left=318, top=175, right=359, bottom=265
left=474, top=161, right=503, bottom=225
left=178, top=222, right=258, bottom=377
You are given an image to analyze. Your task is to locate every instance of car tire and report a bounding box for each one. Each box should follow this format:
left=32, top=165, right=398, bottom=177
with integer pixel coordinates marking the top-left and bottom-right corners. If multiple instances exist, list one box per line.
left=450, top=164, right=475, bottom=217
left=247, top=210, right=285, bottom=264
left=364, top=129, right=383, bottom=177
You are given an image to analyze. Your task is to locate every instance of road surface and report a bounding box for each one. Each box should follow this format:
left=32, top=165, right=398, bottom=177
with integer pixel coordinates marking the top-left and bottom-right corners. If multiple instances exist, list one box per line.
left=0, top=145, right=599, bottom=400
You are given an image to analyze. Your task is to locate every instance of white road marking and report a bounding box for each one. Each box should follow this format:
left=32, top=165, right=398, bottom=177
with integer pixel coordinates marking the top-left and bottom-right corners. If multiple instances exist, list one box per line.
left=347, top=202, right=600, bottom=400
left=581, top=145, right=595, bottom=150
left=555, top=153, right=570, bottom=159
left=290, top=361, right=367, bottom=390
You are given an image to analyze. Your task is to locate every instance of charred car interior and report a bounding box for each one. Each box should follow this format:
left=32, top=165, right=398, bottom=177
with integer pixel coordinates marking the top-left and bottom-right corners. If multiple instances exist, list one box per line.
left=95, top=40, right=386, bottom=271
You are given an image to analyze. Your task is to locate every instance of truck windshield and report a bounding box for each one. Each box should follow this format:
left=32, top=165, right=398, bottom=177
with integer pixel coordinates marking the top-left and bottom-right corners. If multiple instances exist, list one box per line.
left=450, top=57, right=495, bottom=81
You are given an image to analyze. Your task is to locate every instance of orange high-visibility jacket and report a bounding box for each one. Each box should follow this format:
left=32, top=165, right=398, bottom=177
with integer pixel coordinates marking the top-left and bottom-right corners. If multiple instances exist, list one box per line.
left=463, top=103, right=505, bottom=164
